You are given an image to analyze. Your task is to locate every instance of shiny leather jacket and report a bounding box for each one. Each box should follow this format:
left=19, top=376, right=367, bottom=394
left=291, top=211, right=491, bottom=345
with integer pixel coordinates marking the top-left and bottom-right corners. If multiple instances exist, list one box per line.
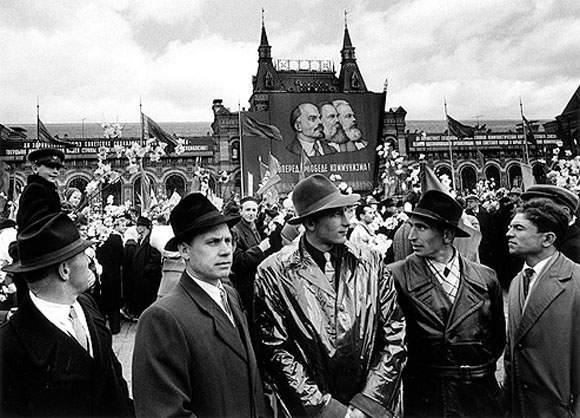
left=255, top=238, right=406, bottom=418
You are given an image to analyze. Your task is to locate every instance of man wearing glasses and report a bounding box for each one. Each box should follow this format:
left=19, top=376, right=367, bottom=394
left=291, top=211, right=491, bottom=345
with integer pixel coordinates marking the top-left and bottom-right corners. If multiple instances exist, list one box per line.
left=255, top=174, right=406, bottom=418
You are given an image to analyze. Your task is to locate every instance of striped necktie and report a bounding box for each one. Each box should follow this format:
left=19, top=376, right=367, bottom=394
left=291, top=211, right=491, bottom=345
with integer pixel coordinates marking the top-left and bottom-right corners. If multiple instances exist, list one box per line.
left=69, top=306, right=88, bottom=351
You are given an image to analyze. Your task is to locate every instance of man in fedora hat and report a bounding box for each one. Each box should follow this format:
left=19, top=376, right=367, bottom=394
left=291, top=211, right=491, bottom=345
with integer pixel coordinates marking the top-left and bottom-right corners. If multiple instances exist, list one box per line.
left=132, top=193, right=269, bottom=418
left=387, top=190, right=505, bottom=417
left=520, top=184, right=580, bottom=263
left=17, top=148, right=65, bottom=229
left=0, top=212, right=133, bottom=417
left=254, top=174, right=406, bottom=418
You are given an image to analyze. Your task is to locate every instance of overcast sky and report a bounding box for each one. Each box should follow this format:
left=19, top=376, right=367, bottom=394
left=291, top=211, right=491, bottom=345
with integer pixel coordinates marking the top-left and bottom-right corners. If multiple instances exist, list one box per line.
left=1, top=0, right=578, bottom=124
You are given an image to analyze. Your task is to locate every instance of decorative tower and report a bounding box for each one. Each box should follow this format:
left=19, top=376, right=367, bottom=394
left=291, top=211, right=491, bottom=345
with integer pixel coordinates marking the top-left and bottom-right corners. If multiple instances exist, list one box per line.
left=338, top=12, right=367, bottom=92
left=252, top=9, right=279, bottom=93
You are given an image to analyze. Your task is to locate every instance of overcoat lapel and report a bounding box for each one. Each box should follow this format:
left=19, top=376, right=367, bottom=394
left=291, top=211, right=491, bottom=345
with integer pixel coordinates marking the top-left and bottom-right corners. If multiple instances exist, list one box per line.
left=515, top=253, right=571, bottom=342
left=178, top=274, right=248, bottom=362
left=405, top=255, right=446, bottom=328
left=288, top=240, right=335, bottom=297
left=10, top=297, right=93, bottom=380
left=447, top=258, right=486, bottom=332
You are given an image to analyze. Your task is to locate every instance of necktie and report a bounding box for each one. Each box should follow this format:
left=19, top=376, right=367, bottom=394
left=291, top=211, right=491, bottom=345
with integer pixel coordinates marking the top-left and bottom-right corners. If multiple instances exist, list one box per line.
left=522, top=268, right=535, bottom=299
left=69, top=306, right=88, bottom=351
left=313, top=142, right=322, bottom=156
left=219, top=287, right=234, bottom=319
left=324, top=252, right=335, bottom=284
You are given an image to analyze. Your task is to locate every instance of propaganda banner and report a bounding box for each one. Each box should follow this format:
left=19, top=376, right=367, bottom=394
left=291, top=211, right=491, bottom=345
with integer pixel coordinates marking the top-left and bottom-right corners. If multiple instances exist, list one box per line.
left=241, top=92, right=385, bottom=195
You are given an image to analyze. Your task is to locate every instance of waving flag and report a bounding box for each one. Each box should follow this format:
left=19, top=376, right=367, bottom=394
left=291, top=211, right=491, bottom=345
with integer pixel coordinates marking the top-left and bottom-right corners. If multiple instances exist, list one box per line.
left=38, top=118, right=74, bottom=147
left=522, top=116, right=537, bottom=145
left=143, top=113, right=178, bottom=152
left=243, top=115, right=283, bottom=141
left=446, top=115, right=475, bottom=139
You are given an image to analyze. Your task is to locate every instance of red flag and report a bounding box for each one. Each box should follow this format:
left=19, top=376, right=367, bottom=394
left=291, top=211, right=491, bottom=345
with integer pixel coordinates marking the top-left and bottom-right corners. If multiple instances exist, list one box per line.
left=522, top=116, right=537, bottom=145
left=446, top=115, right=474, bottom=138
left=143, top=113, right=178, bottom=152
left=38, top=118, right=73, bottom=147
left=420, top=162, right=446, bottom=194
left=243, top=115, right=283, bottom=141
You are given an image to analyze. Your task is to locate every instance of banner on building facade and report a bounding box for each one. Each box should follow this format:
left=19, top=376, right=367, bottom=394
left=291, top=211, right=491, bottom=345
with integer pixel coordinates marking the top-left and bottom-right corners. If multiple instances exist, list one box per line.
left=241, top=92, right=385, bottom=195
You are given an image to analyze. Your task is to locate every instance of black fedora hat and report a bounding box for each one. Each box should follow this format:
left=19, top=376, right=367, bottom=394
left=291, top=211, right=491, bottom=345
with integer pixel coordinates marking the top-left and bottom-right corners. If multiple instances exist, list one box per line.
left=288, top=174, right=360, bottom=225
left=407, top=190, right=470, bottom=237
left=3, top=212, right=93, bottom=273
left=27, top=148, right=65, bottom=168
left=165, top=193, right=240, bottom=251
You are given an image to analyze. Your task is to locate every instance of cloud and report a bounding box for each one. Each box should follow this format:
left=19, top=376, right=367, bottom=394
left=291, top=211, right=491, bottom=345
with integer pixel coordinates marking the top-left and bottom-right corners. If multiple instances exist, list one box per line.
left=0, top=0, right=578, bottom=124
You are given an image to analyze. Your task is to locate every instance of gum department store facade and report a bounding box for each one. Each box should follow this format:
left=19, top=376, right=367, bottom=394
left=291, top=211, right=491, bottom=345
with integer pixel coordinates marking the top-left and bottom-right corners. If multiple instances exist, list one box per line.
left=1, top=24, right=578, bottom=204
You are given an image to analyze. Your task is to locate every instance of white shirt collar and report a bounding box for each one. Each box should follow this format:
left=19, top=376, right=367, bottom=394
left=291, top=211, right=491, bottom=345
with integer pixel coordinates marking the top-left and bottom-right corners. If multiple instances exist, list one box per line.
left=185, top=272, right=235, bottom=326
left=29, top=291, right=93, bottom=356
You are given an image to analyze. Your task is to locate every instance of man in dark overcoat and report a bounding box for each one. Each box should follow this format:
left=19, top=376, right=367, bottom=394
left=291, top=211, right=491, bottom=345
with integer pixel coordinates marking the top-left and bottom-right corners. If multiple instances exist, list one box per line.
left=130, top=216, right=161, bottom=317
left=16, top=148, right=64, bottom=228
left=520, top=184, right=580, bottom=263
left=96, top=216, right=125, bottom=334
left=132, top=193, right=269, bottom=418
left=504, top=200, right=580, bottom=417
left=388, top=190, right=505, bottom=417
left=0, top=212, right=133, bottom=417
left=230, top=196, right=271, bottom=316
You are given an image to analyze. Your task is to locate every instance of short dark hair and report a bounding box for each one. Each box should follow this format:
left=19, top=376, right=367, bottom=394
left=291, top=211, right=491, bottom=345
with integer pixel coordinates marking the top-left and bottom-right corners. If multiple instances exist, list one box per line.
left=355, top=203, right=372, bottom=219
left=289, top=105, right=302, bottom=132
left=515, top=200, right=569, bottom=245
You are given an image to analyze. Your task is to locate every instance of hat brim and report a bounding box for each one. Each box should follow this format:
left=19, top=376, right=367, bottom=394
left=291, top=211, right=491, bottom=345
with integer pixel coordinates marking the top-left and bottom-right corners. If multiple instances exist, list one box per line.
left=521, top=190, right=578, bottom=211
left=3, top=239, right=93, bottom=274
left=287, top=193, right=361, bottom=225
left=406, top=209, right=471, bottom=238
left=164, top=214, right=241, bottom=251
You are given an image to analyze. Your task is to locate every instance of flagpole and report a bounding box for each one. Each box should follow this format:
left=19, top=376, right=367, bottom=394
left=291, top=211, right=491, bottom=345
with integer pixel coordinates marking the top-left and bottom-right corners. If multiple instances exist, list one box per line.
left=36, top=97, right=40, bottom=144
left=519, top=97, right=530, bottom=164
left=238, top=99, right=246, bottom=196
left=444, top=99, right=456, bottom=191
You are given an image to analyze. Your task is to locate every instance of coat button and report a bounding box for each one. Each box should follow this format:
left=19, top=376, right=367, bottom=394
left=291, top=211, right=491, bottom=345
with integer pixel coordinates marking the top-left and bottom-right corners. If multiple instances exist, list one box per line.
left=339, top=305, right=346, bottom=313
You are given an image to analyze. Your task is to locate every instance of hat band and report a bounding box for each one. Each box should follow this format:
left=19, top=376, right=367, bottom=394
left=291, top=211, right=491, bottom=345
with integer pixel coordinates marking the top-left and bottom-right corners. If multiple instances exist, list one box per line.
left=296, top=191, right=348, bottom=217
left=19, top=239, right=87, bottom=268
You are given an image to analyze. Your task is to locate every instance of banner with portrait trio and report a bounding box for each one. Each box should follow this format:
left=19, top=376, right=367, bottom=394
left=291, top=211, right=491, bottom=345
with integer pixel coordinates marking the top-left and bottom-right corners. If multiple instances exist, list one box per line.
left=242, top=92, right=385, bottom=195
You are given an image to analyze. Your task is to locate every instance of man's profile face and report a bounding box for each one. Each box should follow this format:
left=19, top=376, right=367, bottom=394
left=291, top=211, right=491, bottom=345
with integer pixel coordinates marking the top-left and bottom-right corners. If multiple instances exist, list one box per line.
left=67, top=250, right=96, bottom=292
left=320, top=104, right=340, bottom=139
left=240, top=201, right=259, bottom=223
left=506, top=212, right=547, bottom=257
left=408, top=216, right=446, bottom=259
left=312, top=207, right=354, bottom=246
left=179, top=223, right=233, bottom=282
left=296, top=104, right=324, bottom=142
left=360, top=206, right=375, bottom=225
left=466, top=198, right=479, bottom=211
left=35, top=163, right=61, bottom=184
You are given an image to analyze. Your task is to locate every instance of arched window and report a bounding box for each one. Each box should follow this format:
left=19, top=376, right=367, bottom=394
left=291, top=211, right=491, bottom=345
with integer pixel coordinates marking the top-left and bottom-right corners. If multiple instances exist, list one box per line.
left=508, top=165, right=522, bottom=188
left=485, top=165, right=500, bottom=189
left=460, top=166, right=477, bottom=193
left=165, top=174, right=186, bottom=197
left=133, top=175, right=156, bottom=208
left=230, top=140, right=240, bottom=161
left=101, top=180, right=122, bottom=206
left=436, top=166, right=453, bottom=188
left=68, top=177, right=89, bottom=193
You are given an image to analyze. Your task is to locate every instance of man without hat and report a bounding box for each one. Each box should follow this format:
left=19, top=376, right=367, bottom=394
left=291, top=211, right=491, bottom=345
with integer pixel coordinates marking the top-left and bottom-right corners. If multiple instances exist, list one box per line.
left=0, top=212, right=133, bottom=417
left=504, top=200, right=580, bottom=417
left=520, top=184, right=580, bottom=262
left=254, top=174, right=406, bottom=417
left=230, top=195, right=272, bottom=318
left=387, top=190, right=505, bottom=417
left=16, top=148, right=65, bottom=229
left=132, top=193, right=269, bottom=417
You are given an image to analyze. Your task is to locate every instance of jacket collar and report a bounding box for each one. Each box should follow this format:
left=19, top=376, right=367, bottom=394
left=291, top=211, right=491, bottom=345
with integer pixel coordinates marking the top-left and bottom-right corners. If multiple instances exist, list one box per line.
left=514, top=252, right=572, bottom=341
left=178, top=273, right=248, bottom=362
left=8, top=295, right=96, bottom=377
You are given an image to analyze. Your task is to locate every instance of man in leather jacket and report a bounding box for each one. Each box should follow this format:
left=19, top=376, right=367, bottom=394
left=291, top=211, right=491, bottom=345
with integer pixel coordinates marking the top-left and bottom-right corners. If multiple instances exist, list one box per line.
left=387, top=190, right=505, bottom=417
left=255, top=175, right=406, bottom=418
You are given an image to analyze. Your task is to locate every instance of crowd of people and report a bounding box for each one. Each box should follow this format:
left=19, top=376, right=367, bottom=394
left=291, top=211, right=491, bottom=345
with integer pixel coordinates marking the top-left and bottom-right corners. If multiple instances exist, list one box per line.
left=1, top=147, right=580, bottom=418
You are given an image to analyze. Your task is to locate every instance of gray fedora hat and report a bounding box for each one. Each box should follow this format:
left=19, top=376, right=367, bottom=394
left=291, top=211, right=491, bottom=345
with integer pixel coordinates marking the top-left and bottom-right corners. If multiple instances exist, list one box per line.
left=287, top=174, right=360, bottom=225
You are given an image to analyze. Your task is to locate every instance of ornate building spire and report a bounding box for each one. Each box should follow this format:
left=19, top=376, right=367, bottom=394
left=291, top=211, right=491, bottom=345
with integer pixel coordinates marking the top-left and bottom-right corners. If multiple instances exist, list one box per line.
left=338, top=12, right=367, bottom=92
left=258, top=8, right=271, bottom=60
